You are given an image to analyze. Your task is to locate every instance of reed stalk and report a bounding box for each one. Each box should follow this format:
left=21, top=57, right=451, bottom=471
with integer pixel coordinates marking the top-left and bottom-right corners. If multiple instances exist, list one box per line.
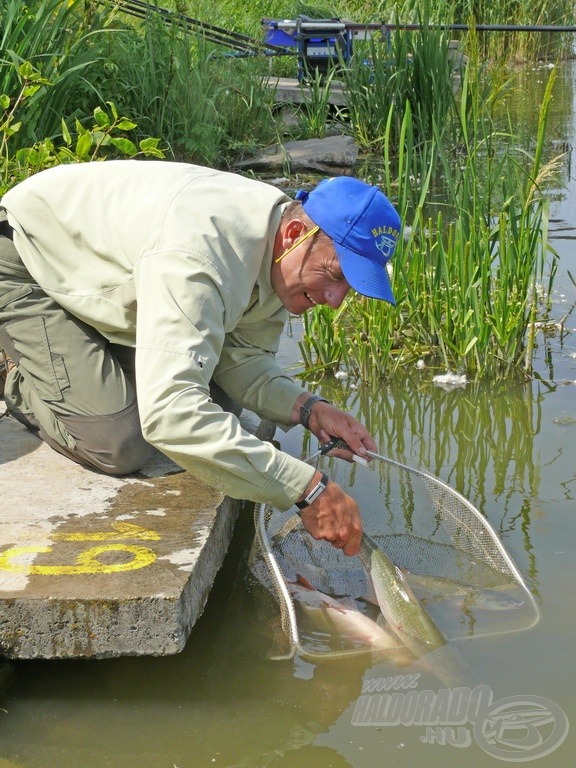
left=1, top=0, right=570, bottom=383
left=300, top=61, right=561, bottom=381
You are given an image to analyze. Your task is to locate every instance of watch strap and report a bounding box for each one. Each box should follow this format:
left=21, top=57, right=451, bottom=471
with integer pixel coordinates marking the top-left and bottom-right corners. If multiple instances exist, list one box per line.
left=299, top=394, right=329, bottom=429
left=295, top=472, right=330, bottom=510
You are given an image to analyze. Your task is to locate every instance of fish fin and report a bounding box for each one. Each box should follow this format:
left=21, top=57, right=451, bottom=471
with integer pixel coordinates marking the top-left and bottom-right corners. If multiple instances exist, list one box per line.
left=321, top=598, right=348, bottom=615
left=295, top=574, right=316, bottom=590
left=339, top=595, right=362, bottom=610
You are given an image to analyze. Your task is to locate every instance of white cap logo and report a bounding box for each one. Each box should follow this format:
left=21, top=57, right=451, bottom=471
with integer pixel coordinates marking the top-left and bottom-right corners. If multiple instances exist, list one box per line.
left=375, top=234, right=396, bottom=261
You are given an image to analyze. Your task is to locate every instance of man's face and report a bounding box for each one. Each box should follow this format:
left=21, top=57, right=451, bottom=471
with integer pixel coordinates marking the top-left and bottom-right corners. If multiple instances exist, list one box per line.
left=271, top=220, right=351, bottom=316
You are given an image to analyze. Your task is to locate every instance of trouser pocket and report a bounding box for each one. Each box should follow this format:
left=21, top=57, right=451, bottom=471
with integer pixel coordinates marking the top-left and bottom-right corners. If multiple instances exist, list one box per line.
left=0, top=313, right=70, bottom=402
left=0, top=277, right=71, bottom=403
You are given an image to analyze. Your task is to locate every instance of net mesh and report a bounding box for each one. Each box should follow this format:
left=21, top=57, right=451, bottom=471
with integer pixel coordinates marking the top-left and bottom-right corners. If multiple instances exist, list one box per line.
left=248, top=449, right=539, bottom=661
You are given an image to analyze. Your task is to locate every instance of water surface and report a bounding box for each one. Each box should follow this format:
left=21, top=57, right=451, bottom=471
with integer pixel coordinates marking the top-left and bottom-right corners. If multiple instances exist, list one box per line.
left=1, top=62, right=576, bottom=768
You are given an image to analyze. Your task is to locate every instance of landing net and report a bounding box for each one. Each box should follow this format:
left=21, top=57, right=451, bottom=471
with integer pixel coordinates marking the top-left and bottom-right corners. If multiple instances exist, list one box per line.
left=248, top=445, right=539, bottom=662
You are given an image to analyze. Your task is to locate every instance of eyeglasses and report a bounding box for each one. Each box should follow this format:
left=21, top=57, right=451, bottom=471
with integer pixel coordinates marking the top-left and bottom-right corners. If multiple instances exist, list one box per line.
left=274, top=225, right=320, bottom=263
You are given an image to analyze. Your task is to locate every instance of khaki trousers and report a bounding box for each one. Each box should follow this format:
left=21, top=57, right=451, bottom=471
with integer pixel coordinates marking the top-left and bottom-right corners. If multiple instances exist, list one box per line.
left=0, top=223, right=154, bottom=474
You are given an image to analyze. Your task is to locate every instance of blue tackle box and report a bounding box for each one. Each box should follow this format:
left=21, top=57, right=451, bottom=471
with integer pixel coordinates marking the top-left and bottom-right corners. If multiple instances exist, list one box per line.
left=263, top=16, right=354, bottom=80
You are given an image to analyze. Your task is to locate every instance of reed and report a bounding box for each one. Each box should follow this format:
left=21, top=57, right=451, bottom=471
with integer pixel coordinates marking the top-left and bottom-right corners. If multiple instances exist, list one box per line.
left=341, top=19, right=462, bottom=155
left=300, top=63, right=561, bottom=380
left=1, top=0, right=570, bottom=382
left=297, top=66, right=343, bottom=139
left=84, top=10, right=280, bottom=166
left=348, top=0, right=575, bottom=60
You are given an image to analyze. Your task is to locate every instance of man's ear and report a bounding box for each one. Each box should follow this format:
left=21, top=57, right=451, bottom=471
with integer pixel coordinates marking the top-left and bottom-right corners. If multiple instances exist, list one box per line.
left=282, top=218, right=307, bottom=248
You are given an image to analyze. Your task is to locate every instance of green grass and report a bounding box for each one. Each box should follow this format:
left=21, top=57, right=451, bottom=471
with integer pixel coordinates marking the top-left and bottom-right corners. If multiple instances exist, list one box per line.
left=0, top=0, right=115, bottom=146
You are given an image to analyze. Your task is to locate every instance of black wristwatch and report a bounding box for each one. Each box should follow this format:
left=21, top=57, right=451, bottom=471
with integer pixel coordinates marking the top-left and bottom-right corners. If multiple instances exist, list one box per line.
left=295, top=472, right=330, bottom=510
left=299, top=394, right=329, bottom=430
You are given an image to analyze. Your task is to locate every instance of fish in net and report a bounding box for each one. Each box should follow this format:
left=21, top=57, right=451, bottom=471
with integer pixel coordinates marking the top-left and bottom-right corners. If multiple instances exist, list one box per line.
left=248, top=444, right=539, bottom=662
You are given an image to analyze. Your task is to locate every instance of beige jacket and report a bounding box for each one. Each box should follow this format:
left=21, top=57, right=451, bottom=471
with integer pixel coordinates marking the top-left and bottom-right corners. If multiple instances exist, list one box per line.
left=2, top=161, right=315, bottom=507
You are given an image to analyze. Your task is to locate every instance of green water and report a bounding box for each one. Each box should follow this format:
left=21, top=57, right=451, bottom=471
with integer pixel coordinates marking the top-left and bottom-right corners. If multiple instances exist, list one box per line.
left=1, top=62, right=576, bottom=767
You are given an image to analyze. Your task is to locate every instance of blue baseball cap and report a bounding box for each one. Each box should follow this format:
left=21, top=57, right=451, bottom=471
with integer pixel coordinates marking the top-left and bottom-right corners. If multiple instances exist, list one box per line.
left=296, top=177, right=401, bottom=304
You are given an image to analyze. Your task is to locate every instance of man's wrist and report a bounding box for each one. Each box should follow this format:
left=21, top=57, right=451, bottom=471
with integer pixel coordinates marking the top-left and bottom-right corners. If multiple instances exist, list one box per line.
left=295, top=471, right=330, bottom=510
left=299, top=394, right=329, bottom=430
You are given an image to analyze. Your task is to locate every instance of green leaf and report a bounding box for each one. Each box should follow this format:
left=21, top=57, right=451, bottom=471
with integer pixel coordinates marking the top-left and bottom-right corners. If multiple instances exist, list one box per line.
left=61, top=118, right=72, bottom=146
left=15, top=147, right=33, bottom=164
left=75, top=133, right=93, bottom=159
left=18, top=61, right=37, bottom=80
left=143, top=146, right=165, bottom=158
left=91, top=130, right=107, bottom=144
left=110, top=137, right=137, bottom=156
left=116, top=119, right=137, bottom=131
left=0, top=95, right=10, bottom=110
left=139, top=137, right=165, bottom=157
left=463, top=336, right=479, bottom=355
left=56, top=147, right=76, bottom=162
left=93, top=107, right=110, bottom=128
left=1, top=120, right=22, bottom=137
left=75, top=117, right=88, bottom=135
left=22, top=85, right=41, bottom=99
left=139, top=137, right=159, bottom=151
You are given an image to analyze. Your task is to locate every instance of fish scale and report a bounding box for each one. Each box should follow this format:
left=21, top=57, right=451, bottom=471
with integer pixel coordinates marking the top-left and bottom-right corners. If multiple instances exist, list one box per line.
left=358, top=533, right=446, bottom=657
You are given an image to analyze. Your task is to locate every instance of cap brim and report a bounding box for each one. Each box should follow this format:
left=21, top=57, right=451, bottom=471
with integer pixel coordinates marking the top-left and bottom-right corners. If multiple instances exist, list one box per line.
left=336, top=244, right=396, bottom=305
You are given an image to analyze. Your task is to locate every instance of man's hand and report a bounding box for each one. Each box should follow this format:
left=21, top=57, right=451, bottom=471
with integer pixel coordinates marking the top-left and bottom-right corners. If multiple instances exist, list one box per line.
left=308, top=401, right=376, bottom=460
left=290, top=393, right=377, bottom=461
left=297, top=473, right=363, bottom=556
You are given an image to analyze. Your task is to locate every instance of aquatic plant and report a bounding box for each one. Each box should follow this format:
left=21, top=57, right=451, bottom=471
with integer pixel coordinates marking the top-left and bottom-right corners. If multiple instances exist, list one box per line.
left=1, top=1, right=569, bottom=381
left=342, top=17, right=463, bottom=154
left=1, top=62, right=164, bottom=194
left=300, top=66, right=561, bottom=380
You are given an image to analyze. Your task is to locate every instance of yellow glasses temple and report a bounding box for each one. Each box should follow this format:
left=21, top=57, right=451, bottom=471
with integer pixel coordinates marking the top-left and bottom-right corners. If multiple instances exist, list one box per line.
left=275, top=225, right=320, bottom=262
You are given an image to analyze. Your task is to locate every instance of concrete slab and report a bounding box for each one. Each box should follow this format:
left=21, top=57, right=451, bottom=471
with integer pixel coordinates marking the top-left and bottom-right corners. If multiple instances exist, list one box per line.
left=268, top=76, right=347, bottom=106
left=0, top=404, right=274, bottom=659
left=234, top=135, right=358, bottom=175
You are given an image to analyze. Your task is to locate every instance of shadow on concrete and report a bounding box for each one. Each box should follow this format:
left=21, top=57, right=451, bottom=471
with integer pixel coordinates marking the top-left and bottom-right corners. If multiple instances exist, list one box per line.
left=0, top=405, right=43, bottom=466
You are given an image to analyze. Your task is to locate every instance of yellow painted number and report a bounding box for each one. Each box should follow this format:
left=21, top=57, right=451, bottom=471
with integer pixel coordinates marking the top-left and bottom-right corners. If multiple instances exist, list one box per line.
left=0, top=523, right=160, bottom=575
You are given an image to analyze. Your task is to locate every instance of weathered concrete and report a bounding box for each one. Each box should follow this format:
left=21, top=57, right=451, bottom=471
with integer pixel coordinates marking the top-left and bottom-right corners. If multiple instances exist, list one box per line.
left=268, top=76, right=347, bottom=107
left=0, top=404, right=275, bottom=659
left=234, top=135, right=358, bottom=175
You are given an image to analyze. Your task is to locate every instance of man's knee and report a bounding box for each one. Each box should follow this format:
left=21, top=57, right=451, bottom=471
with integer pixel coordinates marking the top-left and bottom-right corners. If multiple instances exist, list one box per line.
left=62, top=401, right=154, bottom=475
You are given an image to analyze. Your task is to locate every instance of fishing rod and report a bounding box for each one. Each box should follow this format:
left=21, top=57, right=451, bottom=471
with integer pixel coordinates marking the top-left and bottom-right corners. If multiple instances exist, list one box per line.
left=269, top=20, right=576, bottom=35
left=374, top=22, right=576, bottom=33
left=98, top=0, right=293, bottom=55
